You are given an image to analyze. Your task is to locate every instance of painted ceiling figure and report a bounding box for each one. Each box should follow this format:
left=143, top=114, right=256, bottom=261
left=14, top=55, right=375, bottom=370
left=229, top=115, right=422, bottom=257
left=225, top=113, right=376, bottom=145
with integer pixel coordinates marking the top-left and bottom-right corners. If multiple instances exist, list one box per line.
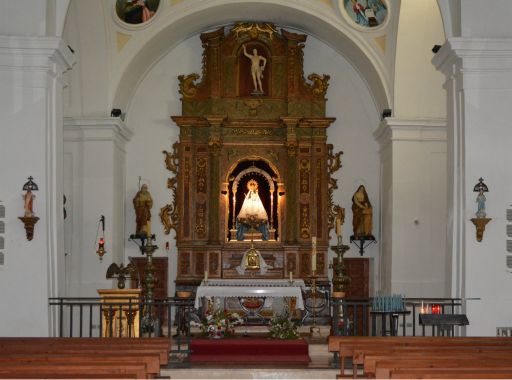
left=236, top=179, right=269, bottom=240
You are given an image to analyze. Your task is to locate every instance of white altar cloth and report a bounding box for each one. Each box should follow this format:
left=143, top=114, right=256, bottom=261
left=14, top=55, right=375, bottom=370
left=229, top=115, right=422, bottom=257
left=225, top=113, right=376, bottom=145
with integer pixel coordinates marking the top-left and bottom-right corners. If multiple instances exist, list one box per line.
left=195, top=279, right=305, bottom=310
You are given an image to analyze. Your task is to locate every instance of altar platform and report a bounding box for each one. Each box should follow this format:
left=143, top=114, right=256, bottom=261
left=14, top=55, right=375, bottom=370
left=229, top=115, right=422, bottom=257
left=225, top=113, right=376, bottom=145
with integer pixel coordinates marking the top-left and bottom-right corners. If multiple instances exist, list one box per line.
left=189, top=336, right=311, bottom=364
left=163, top=326, right=337, bottom=379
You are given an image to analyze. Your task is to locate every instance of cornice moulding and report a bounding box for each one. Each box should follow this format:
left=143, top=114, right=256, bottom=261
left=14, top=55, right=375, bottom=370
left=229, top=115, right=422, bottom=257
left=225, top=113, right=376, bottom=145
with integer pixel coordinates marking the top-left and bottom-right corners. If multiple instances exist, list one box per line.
left=433, top=37, right=512, bottom=74
left=64, top=117, right=133, bottom=143
left=0, top=36, right=75, bottom=72
left=374, top=118, right=447, bottom=147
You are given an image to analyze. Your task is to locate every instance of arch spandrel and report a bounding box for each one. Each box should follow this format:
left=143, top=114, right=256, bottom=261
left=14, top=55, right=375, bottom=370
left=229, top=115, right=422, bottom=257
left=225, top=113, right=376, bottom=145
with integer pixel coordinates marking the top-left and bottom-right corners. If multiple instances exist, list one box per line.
left=110, top=1, right=392, bottom=114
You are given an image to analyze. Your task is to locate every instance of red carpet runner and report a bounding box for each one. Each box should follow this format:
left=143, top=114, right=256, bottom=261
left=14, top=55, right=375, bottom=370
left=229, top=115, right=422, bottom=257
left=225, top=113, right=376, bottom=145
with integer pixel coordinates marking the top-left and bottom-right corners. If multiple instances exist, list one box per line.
left=189, top=337, right=311, bottom=364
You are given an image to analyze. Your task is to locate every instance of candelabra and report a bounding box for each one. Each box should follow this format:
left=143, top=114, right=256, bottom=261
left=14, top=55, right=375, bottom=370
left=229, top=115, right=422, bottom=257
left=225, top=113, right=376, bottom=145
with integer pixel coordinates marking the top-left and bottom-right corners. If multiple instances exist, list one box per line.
left=129, top=233, right=158, bottom=333
left=309, top=270, right=322, bottom=339
left=330, top=239, right=351, bottom=298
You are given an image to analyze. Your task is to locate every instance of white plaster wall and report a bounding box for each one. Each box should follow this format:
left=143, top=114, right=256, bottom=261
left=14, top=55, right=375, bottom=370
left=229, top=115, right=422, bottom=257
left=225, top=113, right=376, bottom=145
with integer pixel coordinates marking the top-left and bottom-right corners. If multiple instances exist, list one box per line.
left=0, top=36, right=74, bottom=335
left=461, top=0, right=512, bottom=38
left=391, top=134, right=447, bottom=297
left=0, top=1, right=47, bottom=36
left=463, top=88, right=512, bottom=335
left=123, top=31, right=381, bottom=296
left=0, top=72, right=50, bottom=335
left=378, top=133, right=393, bottom=294
left=394, top=0, right=446, bottom=119
left=375, top=121, right=447, bottom=299
left=63, top=120, right=131, bottom=297
left=62, top=0, right=110, bottom=117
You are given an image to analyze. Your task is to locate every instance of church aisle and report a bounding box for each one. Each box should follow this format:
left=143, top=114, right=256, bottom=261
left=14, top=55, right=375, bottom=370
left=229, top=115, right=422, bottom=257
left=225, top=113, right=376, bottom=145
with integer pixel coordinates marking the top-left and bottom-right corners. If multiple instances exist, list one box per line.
left=163, top=339, right=340, bottom=379
left=160, top=368, right=338, bottom=379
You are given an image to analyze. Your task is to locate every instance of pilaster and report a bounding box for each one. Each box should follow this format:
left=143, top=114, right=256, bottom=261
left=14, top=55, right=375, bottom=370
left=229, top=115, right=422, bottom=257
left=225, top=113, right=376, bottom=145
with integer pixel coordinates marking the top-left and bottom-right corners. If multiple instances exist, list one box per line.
left=433, top=37, right=512, bottom=334
left=63, top=117, right=133, bottom=297
left=374, top=118, right=447, bottom=297
left=0, top=36, right=74, bottom=336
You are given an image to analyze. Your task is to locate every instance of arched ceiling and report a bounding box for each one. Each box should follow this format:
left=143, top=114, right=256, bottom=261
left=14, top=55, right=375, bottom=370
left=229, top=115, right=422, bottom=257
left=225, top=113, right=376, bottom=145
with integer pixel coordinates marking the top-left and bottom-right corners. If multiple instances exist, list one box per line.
left=110, top=0, right=393, bottom=114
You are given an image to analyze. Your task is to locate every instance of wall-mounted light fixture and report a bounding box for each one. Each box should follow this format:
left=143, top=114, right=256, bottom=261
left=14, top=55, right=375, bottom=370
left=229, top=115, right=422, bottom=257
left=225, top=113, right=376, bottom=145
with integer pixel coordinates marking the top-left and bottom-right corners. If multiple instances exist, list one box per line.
left=19, top=176, right=39, bottom=241
left=96, top=215, right=107, bottom=261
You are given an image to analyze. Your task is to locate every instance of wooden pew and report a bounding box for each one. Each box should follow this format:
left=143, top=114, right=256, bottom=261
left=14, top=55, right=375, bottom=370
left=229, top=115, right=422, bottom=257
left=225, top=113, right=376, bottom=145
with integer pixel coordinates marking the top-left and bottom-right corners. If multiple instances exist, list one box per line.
left=375, top=357, right=512, bottom=379
left=0, top=337, right=171, bottom=364
left=328, top=336, right=512, bottom=378
left=0, top=337, right=172, bottom=379
left=390, top=368, right=512, bottom=379
left=0, top=362, right=148, bottom=379
left=359, top=345, right=512, bottom=376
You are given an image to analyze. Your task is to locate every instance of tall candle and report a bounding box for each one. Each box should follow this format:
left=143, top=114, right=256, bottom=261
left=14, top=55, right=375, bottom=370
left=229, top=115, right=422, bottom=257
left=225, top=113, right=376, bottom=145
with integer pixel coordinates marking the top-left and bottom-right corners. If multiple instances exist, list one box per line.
left=204, top=271, right=208, bottom=282
left=311, top=236, right=317, bottom=271
left=289, top=271, right=293, bottom=282
left=336, top=218, right=342, bottom=237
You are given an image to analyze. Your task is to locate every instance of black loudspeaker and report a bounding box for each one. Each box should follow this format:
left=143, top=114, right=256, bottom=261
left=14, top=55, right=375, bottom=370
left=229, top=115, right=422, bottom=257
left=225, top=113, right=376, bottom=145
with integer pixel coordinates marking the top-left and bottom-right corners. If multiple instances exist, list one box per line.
left=381, top=109, right=392, bottom=119
left=111, top=108, right=122, bottom=117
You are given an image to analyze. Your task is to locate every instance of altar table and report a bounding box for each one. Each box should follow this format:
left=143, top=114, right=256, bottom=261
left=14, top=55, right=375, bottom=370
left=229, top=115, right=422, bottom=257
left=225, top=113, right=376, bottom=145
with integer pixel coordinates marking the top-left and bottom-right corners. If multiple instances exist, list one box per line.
left=195, top=279, right=305, bottom=310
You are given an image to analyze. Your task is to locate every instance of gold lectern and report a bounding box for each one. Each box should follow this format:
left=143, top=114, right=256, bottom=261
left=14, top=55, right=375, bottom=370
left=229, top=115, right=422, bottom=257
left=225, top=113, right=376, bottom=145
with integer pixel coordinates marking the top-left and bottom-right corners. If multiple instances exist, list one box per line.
left=97, top=289, right=141, bottom=337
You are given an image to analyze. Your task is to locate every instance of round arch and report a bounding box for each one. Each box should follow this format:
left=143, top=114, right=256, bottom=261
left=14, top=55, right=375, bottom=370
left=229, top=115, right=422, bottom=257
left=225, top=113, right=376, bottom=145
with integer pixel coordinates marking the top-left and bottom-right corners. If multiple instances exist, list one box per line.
left=111, top=0, right=392, bottom=114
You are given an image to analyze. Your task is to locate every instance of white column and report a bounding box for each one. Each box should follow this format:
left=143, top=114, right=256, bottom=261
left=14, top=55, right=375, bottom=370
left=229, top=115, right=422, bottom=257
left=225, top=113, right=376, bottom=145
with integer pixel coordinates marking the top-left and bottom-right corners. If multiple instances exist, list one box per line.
left=64, top=118, right=133, bottom=297
left=0, top=36, right=74, bottom=336
left=433, top=38, right=512, bottom=334
left=374, top=118, right=447, bottom=297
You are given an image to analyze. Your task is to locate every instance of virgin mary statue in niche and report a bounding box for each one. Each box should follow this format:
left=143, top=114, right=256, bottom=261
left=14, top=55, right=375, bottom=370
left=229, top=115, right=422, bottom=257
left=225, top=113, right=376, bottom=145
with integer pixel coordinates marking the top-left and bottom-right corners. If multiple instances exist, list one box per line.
left=236, top=179, right=270, bottom=240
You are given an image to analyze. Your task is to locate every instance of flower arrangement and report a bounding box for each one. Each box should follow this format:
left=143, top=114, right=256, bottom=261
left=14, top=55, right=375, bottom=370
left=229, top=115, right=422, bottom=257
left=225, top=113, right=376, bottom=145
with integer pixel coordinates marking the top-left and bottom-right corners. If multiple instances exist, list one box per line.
left=200, top=309, right=244, bottom=339
left=268, top=313, right=300, bottom=339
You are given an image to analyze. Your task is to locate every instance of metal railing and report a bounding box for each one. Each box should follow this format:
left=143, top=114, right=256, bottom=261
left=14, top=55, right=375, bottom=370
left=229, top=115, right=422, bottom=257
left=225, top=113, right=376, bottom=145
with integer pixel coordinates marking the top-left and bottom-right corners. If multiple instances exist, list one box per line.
left=49, top=297, right=194, bottom=358
left=331, top=297, right=464, bottom=337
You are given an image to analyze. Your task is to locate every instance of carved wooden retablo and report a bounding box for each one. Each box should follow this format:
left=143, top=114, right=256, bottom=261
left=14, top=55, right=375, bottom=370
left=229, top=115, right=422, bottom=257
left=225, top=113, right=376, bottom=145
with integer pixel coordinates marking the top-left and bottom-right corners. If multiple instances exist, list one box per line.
left=162, top=22, right=343, bottom=289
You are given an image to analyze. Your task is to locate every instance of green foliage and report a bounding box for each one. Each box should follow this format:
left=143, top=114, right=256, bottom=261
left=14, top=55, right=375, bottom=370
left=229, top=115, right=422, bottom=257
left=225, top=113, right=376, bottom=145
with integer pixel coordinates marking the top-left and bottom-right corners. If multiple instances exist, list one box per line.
left=268, top=313, right=300, bottom=340
left=201, top=309, right=243, bottom=338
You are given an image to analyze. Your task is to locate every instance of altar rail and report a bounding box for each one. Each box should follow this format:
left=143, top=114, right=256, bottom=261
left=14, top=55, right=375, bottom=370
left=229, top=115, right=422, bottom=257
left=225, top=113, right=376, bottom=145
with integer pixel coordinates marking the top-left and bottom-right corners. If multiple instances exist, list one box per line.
left=49, top=297, right=194, bottom=358
left=331, top=297, right=464, bottom=337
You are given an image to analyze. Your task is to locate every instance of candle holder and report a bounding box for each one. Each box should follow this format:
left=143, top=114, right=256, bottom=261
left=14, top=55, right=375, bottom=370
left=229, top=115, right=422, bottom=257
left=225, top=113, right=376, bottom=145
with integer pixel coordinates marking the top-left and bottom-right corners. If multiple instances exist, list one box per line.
left=330, top=239, right=351, bottom=298
left=129, top=233, right=159, bottom=333
left=309, top=270, right=322, bottom=339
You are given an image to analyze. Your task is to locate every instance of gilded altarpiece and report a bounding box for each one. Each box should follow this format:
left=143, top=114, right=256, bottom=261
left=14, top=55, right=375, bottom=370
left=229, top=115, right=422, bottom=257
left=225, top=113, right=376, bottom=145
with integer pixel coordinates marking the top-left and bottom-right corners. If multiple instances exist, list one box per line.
left=163, top=23, right=340, bottom=294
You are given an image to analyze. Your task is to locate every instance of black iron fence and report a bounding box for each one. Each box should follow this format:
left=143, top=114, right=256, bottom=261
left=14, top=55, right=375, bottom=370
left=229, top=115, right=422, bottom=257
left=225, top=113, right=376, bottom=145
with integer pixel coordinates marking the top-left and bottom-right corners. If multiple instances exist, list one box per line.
left=331, top=297, right=464, bottom=337
left=49, top=297, right=194, bottom=356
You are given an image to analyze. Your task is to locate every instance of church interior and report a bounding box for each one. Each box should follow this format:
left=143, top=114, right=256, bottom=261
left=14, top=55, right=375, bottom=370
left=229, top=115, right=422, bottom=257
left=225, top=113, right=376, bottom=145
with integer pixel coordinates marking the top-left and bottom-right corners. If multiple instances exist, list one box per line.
left=2, top=0, right=512, bottom=378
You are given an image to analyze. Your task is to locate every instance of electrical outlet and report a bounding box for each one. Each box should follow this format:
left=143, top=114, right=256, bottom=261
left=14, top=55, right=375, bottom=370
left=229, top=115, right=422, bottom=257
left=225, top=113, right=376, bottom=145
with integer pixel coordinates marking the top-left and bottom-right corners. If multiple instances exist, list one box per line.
left=496, top=327, right=512, bottom=337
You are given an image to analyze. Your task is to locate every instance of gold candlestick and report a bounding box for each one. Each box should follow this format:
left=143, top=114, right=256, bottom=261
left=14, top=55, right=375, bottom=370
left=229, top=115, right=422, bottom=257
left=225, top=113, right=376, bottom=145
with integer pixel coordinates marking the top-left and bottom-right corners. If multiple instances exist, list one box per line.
left=330, top=239, right=351, bottom=298
left=309, top=270, right=322, bottom=339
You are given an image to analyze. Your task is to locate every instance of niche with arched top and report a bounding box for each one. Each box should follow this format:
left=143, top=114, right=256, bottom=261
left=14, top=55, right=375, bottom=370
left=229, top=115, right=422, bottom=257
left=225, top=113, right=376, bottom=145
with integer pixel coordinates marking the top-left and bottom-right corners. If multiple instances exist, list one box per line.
left=227, top=160, right=279, bottom=241
left=237, top=43, right=271, bottom=97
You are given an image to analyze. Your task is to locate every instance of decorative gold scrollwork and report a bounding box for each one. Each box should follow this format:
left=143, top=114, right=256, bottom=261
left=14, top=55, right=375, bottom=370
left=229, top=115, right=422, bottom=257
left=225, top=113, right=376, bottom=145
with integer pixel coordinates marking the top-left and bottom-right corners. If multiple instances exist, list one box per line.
left=160, top=143, right=179, bottom=235
left=327, top=144, right=343, bottom=230
left=327, top=144, right=342, bottom=174
left=307, top=73, right=330, bottom=98
left=178, top=73, right=200, bottom=100
left=232, top=22, right=278, bottom=40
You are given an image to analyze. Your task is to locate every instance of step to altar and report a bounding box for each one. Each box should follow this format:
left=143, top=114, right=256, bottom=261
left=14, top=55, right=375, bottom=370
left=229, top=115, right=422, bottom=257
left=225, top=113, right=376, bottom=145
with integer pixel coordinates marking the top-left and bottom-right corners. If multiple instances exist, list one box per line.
left=189, top=337, right=311, bottom=364
left=161, top=368, right=339, bottom=379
